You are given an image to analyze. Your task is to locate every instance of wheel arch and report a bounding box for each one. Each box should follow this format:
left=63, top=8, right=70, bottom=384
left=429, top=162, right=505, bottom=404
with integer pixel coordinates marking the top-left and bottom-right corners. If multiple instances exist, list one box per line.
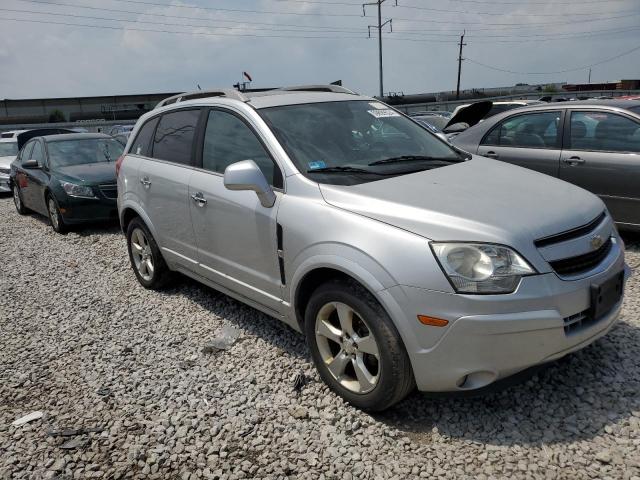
left=118, top=202, right=158, bottom=240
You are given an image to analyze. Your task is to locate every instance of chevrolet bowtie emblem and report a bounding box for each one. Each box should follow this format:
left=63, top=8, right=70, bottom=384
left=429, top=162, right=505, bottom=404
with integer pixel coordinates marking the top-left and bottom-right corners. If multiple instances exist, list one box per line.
left=590, top=235, right=604, bottom=250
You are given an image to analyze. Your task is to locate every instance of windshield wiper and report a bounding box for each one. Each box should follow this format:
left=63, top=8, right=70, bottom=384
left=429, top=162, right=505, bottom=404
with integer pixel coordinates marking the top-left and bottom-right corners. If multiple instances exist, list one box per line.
left=306, top=166, right=389, bottom=175
left=368, top=155, right=462, bottom=166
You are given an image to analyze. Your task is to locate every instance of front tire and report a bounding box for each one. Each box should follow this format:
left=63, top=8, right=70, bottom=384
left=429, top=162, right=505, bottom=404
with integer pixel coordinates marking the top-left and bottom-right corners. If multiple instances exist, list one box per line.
left=126, top=217, right=171, bottom=290
left=47, top=194, right=67, bottom=233
left=304, top=279, right=415, bottom=411
left=13, top=184, right=28, bottom=215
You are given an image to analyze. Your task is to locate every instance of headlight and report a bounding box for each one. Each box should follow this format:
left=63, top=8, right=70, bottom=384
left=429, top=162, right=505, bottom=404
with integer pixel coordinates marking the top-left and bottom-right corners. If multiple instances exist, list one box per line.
left=431, top=242, right=536, bottom=294
left=60, top=181, right=96, bottom=199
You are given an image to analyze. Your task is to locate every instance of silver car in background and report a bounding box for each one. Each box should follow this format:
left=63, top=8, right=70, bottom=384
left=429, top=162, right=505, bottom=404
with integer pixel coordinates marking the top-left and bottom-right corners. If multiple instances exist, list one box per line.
left=451, top=100, right=640, bottom=231
left=117, top=86, right=629, bottom=410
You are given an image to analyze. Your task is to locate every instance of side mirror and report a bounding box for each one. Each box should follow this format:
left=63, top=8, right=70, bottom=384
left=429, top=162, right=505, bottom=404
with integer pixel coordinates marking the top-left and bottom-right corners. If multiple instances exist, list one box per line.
left=22, top=159, right=40, bottom=169
left=223, top=160, right=276, bottom=208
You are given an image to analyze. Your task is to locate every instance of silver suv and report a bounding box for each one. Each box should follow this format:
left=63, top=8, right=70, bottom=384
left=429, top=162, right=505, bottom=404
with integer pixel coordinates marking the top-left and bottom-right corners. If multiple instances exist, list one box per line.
left=117, top=86, right=629, bottom=411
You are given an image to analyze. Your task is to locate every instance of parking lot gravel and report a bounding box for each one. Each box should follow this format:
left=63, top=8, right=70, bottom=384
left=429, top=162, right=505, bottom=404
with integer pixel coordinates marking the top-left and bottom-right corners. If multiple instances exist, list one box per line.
left=1, top=195, right=640, bottom=480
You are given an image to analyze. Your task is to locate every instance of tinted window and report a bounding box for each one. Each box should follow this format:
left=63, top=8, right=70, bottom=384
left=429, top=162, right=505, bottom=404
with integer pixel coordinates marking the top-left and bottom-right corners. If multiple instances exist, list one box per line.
left=0, top=142, right=18, bottom=156
left=20, top=141, right=34, bottom=163
left=482, top=111, right=560, bottom=149
left=202, top=110, right=281, bottom=187
left=130, top=117, right=159, bottom=157
left=152, top=109, right=200, bottom=164
left=570, top=111, right=640, bottom=153
left=30, top=141, right=45, bottom=167
left=47, top=138, right=124, bottom=168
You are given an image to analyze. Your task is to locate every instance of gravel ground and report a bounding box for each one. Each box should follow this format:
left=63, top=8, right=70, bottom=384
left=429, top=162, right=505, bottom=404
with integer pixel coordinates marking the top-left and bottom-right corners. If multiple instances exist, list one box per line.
left=1, top=195, right=639, bottom=480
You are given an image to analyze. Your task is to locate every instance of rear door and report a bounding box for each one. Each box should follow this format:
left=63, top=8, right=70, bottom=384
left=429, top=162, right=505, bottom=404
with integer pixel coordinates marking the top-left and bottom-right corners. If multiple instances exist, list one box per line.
left=189, top=107, right=284, bottom=312
left=137, top=108, right=202, bottom=268
left=23, top=139, right=49, bottom=214
left=559, top=109, right=640, bottom=227
left=14, top=141, right=35, bottom=208
left=476, top=110, right=564, bottom=177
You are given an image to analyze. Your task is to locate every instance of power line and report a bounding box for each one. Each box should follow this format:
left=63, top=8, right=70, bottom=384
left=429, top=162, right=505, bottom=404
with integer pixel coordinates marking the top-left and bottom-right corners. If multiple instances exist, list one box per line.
left=465, top=44, right=640, bottom=75
left=363, top=0, right=395, bottom=97
left=391, top=11, right=638, bottom=26
left=392, top=3, right=640, bottom=17
left=440, top=0, right=631, bottom=5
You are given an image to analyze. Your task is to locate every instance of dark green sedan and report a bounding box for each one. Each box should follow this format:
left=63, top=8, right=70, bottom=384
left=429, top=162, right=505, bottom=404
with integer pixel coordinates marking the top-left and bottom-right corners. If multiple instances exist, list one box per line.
left=10, top=133, right=124, bottom=233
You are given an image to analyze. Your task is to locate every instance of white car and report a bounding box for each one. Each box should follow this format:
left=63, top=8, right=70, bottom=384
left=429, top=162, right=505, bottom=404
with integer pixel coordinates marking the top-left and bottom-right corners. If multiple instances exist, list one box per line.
left=0, top=131, right=24, bottom=193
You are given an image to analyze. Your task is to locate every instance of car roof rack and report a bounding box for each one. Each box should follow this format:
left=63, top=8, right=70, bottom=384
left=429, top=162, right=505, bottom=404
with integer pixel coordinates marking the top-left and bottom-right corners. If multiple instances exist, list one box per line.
left=155, top=89, right=247, bottom=108
left=277, top=84, right=356, bottom=94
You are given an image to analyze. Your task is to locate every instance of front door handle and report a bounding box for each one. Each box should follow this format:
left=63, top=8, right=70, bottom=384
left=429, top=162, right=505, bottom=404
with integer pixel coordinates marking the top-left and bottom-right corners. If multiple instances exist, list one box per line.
left=191, top=192, right=207, bottom=207
left=562, top=156, right=585, bottom=166
left=140, top=177, right=152, bottom=188
left=485, top=150, right=498, bottom=158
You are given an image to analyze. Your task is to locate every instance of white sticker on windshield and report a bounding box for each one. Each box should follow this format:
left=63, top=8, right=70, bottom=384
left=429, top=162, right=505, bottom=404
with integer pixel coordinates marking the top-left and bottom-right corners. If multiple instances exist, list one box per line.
left=367, top=109, right=400, bottom=118
left=368, top=102, right=387, bottom=110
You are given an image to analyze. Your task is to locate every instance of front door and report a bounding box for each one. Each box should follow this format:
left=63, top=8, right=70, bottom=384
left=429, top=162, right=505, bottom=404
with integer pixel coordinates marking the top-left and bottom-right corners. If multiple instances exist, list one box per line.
left=476, top=110, right=563, bottom=177
left=559, top=110, right=640, bottom=227
left=189, top=108, right=284, bottom=312
left=137, top=108, right=201, bottom=268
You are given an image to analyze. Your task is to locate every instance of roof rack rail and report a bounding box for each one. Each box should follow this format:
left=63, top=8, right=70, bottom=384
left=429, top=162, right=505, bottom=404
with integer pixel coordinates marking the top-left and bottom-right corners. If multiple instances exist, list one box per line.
left=155, top=89, right=247, bottom=108
left=278, top=84, right=356, bottom=94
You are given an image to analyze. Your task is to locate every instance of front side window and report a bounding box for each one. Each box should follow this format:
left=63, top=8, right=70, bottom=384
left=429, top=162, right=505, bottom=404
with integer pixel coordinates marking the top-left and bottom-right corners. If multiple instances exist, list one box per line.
left=30, top=141, right=45, bottom=167
left=130, top=117, right=158, bottom=157
left=482, top=111, right=560, bottom=149
left=570, top=111, right=640, bottom=153
left=19, top=141, right=35, bottom=163
left=202, top=110, right=281, bottom=187
left=47, top=138, right=124, bottom=168
left=259, top=100, right=464, bottom=186
left=152, top=109, right=200, bottom=165
left=0, top=142, right=18, bottom=157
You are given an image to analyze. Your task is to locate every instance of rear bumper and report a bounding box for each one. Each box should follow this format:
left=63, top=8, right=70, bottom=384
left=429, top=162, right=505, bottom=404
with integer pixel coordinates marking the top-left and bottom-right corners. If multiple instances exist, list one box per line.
left=380, top=238, right=629, bottom=392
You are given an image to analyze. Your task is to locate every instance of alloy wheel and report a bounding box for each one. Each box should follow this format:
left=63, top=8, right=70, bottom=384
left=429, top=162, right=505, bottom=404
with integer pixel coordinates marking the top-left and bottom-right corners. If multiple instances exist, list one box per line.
left=315, top=302, right=380, bottom=394
left=13, top=186, right=21, bottom=210
left=48, top=198, right=60, bottom=230
left=131, top=227, right=155, bottom=281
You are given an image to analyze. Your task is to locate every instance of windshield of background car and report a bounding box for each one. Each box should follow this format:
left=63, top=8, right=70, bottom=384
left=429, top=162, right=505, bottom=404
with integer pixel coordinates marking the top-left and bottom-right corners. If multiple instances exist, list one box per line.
left=259, top=100, right=463, bottom=185
left=0, top=142, right=18, bottom=157
left=47, top=138, right=124, bottom=168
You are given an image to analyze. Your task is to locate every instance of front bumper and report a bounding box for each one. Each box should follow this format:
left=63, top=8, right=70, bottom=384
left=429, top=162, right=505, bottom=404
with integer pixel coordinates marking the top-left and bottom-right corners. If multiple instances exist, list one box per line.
left=56, top=193, right=118, bottom=224
left=0, top=173, right=10, bottom=193
left=380, top=239, right=629, bottom=392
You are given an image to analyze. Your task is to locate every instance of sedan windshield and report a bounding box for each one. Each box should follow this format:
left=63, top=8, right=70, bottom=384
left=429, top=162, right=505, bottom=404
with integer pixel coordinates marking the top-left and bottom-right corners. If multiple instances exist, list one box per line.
left=0, top=142, right=18, bottom=157
left=259, top=100, right=464, bottom=185
left=47, top=138, right=124, bottom=168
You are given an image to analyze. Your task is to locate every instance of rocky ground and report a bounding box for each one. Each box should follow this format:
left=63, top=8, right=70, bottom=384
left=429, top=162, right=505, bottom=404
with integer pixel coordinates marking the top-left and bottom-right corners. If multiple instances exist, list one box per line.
left=1, top=195, right=639, bottom=480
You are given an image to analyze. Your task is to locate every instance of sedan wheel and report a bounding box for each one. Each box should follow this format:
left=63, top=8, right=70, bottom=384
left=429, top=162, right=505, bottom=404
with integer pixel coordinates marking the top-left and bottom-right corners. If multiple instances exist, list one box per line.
left=13, top=185, right=27, bottom=215
left=130, top=227, right=155, bottom=282
left=315, top=302, right=380, bottom=394
left=47, top=195, right=66, bottom=233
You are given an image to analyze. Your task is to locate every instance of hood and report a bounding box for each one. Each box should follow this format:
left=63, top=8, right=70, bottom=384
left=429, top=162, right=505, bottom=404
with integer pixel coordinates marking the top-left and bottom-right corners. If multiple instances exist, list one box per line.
left=319, top=156, right=603, bottom=247
left=443, top=101, right=492, bottom=132
left=0, top=156, right=16, bottom=169
left=54, top=162, right=117, bottom=185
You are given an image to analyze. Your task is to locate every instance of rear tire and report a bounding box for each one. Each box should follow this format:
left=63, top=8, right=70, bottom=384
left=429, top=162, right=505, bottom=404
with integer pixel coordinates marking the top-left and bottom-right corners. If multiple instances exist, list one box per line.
left=126, top=217, right=172, bottom=290
left=47, top=194, right=67, bottom=234
left=13, top=184, right=28, bottom=215
left=304, top=279, right=415, bottom=411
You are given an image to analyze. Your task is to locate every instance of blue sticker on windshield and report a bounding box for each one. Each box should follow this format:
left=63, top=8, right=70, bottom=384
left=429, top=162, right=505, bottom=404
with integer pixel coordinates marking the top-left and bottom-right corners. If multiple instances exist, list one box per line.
left=308, top=161, right=326, bottom=170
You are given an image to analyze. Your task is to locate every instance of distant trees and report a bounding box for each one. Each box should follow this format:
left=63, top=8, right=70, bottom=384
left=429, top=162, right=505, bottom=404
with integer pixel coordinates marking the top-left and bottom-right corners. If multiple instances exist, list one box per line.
left=48, top=109, right=66, bottom=123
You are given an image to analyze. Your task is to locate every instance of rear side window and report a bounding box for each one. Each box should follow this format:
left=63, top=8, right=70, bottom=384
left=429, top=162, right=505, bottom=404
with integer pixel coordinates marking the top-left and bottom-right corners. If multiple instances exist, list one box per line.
left=481, top=111, right=560, bottom=149
left=130, top=117, right=159, bottom=157
left=152, top=109, right=200, bottom=165
left=569, top=111, right=640, bottom=153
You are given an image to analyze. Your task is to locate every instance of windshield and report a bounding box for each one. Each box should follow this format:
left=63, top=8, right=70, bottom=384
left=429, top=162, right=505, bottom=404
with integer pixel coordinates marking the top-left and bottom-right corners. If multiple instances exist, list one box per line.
left=413, top=115, right=449, bottom=130
left=628, top=105, right=640, bottom=115
left=48, top=138, right=124, bottom=168
left=259, top=100, right=463, bottom=185
left=0, top=142, right=18, bottom=157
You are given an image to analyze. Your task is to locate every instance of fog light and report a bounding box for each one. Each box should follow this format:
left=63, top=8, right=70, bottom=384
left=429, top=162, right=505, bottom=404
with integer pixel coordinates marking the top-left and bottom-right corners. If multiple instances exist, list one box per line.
left=417, top=315, right=449, bottom=327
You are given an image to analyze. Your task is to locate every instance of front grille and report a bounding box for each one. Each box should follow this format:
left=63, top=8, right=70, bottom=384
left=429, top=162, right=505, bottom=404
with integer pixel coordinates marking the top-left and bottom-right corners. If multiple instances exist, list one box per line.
left=549, top=238, right=612, bottom=276
left=99, top=183, right=117, bottom=199
left=0, top=167, right=10, bottom=174
left=563, top=309, right=591, bottom=335
left=534, top=212, right=605, bottom=248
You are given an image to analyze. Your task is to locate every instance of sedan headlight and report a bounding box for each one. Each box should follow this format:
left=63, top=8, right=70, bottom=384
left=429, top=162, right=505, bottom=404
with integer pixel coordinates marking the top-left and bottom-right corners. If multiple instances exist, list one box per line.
left=60, top=181, right=96, bottom=199
left=431, top=242, right=536, bottom=294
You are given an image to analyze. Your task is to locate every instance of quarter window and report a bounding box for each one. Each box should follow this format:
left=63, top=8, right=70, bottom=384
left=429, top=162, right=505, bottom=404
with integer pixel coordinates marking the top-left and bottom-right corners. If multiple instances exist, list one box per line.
left=202, top=110, right=281, bottom=187
left=130, top=117, right=158, bottom=157
left=152, top=109, right=200, bottom=165
left=570, top=111, right=640, bottom=153
left=482, top=111, right=561, bottom=149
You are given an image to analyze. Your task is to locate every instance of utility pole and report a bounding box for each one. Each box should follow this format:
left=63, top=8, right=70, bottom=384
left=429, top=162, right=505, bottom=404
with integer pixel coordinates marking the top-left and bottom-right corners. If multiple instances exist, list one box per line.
left=456, top=30, right=466, bottom=100
left=588, top=68, right=592, bottom=84
left=363, top=0, right=395, bottom=98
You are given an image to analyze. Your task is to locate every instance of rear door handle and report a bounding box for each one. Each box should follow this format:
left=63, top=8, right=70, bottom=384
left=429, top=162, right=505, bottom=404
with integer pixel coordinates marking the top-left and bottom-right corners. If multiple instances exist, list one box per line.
left=140, top=177, right=152, bottom=188
left=485, top=151, right=498, bottom=158
left=562, top=156, right=585, bottom=165
left=191, top=192, right=207, bottom=207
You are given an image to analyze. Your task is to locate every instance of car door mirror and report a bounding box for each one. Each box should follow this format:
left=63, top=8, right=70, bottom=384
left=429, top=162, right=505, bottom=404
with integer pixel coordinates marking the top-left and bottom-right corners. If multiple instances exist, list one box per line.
left=22, top=159, right=40, bottom=169
left=223, top=159, right=276, bottom=208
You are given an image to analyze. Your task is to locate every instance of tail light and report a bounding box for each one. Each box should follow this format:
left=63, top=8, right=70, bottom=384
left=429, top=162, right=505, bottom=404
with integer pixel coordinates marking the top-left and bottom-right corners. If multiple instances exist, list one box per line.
left=115, top=155, right=125, bottom=176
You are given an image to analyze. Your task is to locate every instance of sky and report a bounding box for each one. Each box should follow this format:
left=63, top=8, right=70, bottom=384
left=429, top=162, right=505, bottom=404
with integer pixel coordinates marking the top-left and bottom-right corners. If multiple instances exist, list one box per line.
left=0, top=0, right=639, bottom=99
